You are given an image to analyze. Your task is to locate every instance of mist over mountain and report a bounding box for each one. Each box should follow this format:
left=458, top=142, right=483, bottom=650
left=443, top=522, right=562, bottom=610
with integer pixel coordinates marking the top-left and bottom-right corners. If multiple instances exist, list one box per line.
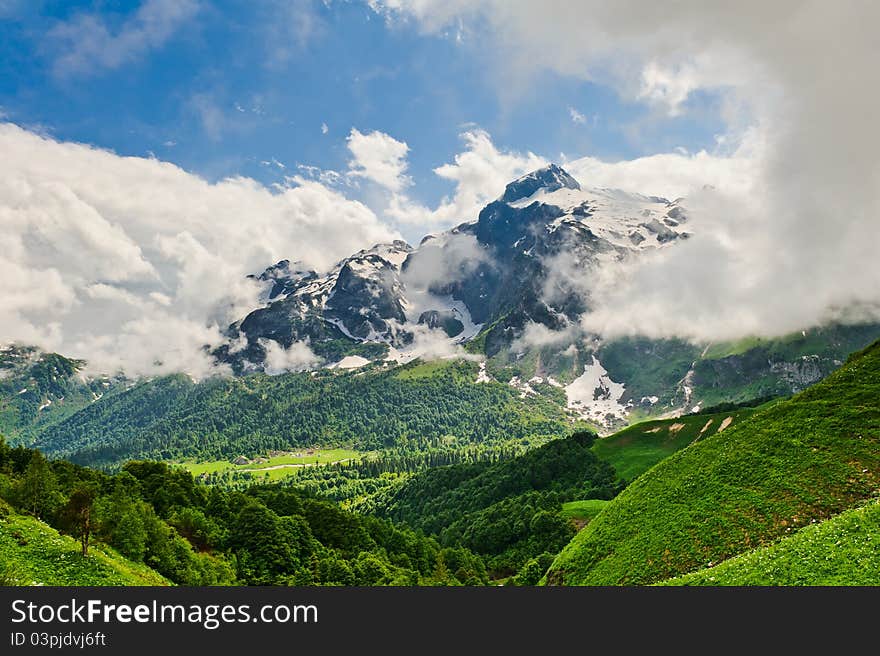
left=212, top=163, right=880, bottom=429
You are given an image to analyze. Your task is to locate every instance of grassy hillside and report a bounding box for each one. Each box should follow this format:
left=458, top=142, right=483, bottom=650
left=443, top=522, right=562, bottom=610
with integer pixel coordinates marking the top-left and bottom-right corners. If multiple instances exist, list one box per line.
left=33, top=360, right=570, bottom=467
left=560, top=499, right=609, bottom=523
left=545, top=340, right=880, bottom=585
left=591, top=408, right=758, bottom=482
left=663, top=497, right=880, bottom=586
left=0, top=512, right=169, bottom=586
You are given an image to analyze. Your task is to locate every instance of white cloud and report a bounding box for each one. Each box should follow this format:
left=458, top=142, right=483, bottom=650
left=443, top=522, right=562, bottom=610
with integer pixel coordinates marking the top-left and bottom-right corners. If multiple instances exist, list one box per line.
left=47, top=0, right=199, bottom=77
left=373, top=1, right=880, bottom=342
left=511, top=321, right=580, bottom=353
left=390, top=322, right=481, bottom=363
left=386, top=128, right=546, bottom=229
left=0, top=122, right=398, bottom=377
left=569, top=107, right=587, bottom=124
left=564, top=128, right=763, bottom=201
left=321, top=122, right=329, bottom=135
left=637, top=61, right=701, bottom=117
left=259, top=339, right=321, bottom=375
left=347, top=127, right=412, bottom=193
left=400, top=232, right=491, bottom=290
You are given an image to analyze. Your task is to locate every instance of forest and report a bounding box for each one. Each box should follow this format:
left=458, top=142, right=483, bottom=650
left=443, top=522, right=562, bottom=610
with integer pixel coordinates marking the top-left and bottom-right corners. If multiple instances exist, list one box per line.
left=29, top=361, right=570, bottom=467
left=0, top=428, right=630, bottom=586
left=374, top=432, right=623, bottom=579
left=0, top=435, right=488, bottom=586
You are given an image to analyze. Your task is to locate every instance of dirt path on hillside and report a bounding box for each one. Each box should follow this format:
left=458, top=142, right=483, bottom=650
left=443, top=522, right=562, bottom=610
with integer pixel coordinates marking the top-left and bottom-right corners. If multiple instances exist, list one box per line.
left=243, top=458, right=354, bottom=472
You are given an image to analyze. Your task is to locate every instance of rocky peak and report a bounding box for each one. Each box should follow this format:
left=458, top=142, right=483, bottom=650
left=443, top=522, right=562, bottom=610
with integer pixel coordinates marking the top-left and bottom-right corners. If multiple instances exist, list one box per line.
left=500, top=164, right=581, bottom=204
left=250, top=259, right=317, bottom=301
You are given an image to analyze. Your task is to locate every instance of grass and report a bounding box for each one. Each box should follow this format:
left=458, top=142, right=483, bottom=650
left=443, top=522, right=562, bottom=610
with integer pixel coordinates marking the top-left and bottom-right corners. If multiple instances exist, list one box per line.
left=591, top=409, right=756, bottom=482
left=0, top=513, right=169, bottom=586
left=701, top=337, right=767, bottom=360
left=392, top=359, right=486, bottom=384
left=545, top=339, right=880, bottom=585
left=662, top=497, right=880, bottom=586
left=561, top=499, right=609, bottom=522
left=179, top=448, right=362, bottom=481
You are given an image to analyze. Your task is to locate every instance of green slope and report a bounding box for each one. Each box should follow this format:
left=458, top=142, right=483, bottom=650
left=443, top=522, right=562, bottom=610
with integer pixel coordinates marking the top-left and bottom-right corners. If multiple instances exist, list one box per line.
left=0, top=512, right=169, bottom=586
left=560, top=499, right=609, bottom=523
left=591, top=408, right=757, bottom=482
left=663, top=498, right=880, bottom=586
left=33, top=360, right=569, bottom=467
left=545, top=340, right=880, bottom=585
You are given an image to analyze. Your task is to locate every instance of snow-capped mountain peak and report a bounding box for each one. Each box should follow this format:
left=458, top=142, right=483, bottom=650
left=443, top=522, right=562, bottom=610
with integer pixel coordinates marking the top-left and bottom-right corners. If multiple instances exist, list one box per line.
left=500, top=163, right=581, bottom=203
left=220, top=165, right=690, bottom=378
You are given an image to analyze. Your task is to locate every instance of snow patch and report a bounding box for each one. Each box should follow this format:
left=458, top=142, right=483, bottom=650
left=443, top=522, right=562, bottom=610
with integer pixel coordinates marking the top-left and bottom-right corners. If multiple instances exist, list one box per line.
left=564, top=356, right=629, bottom=427
left=509, top=184, right=685, bottom=253
left=402, top=290, right=482, bottom=343
left=327, top=355, right=371, bottom=370
left=508, top=376, right=538, bottom=398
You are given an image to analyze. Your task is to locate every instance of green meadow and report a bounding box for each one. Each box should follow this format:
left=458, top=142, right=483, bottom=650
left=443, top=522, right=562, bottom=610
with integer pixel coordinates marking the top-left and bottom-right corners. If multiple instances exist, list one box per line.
left=179, top=447, right=363, bottom=481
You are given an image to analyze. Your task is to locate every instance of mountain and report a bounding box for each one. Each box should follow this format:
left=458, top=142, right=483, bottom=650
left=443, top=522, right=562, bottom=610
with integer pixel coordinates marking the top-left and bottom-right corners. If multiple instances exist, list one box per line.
left=216, top=164, right=880, bottom=430
left=544, top=338, right=880, bottom=585
left=220, top=164, right=691, bottom=375
left=31, top=360, right=571, bottom=467
left=0, top=344, right=125, bottom=444
left=215, top=242, right=415, bottom=370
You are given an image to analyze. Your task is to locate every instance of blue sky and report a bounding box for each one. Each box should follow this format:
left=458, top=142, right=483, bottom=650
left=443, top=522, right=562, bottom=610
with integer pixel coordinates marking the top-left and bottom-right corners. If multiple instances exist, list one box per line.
left=0, top=0, right=726, bottom=214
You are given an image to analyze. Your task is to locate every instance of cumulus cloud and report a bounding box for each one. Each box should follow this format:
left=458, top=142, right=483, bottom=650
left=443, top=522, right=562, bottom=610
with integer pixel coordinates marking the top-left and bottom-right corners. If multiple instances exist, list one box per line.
left=374, top=0, right=880, bottom=342
left=347, top=128, right=412, bottom=193
left=47, top=0, right=199, bottom=77
left=0, top=123, right=397, bottom=377
left=342, top=127, right=547, bottom=233
left=386, top=128, right=547, bottom=229
left=637, top=61, right=702, bottom=117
